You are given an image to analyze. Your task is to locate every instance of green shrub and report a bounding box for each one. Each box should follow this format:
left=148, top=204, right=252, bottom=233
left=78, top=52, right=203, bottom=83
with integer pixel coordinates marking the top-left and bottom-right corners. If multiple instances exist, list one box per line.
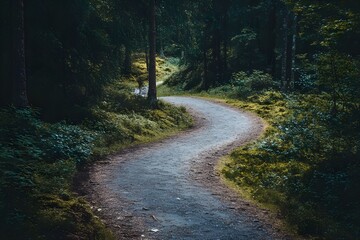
left=231, top=70, right=274, bottom=97
left=223, top=94, right=360, bottom=238
left=0, top=108, right=100, bottom=239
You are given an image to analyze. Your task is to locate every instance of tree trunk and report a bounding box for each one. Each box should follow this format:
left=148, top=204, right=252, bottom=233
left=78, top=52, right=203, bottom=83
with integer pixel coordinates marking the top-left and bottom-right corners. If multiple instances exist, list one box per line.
left=212, top=28, right=222, bottom=84
left=281, top=11, right=290, bottom=90
left=290, top=14, right=297, bottom=89
left=267, top=0, right=277, bottom=78
left=11, top=0, right=29, bottom=107
left=222, top=4, right=229, bottom=82
left=145, top=48, right=149, bottom=72
left=147, top=0, right=157, bottom=107
left=202, top=49, right=209, bottom=90
left=0, top=1, right=12, bottom=106
left=142, top=19, right=149, bottom=72
left=123, top=45, right=132, bottom=75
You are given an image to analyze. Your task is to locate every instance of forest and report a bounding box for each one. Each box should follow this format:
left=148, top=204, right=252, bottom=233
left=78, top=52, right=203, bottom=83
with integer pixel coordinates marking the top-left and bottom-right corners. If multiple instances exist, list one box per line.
left=1, top=0, right=359, bottom=239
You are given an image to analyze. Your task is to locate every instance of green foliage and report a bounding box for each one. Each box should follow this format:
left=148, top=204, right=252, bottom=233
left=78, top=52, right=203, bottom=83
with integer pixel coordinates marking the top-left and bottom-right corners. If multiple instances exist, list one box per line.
left=0, top=82, right=193, bottom=239
left=231, top=71, right=274, bottom=97
left=87, top=82, right=193, bottom=156
left=316, top=51, right=360, bottom=114
left=231, top=28, right=257, bottom=46
left=0, top=108, right=107, bottom=239
left=222, top=93, right=360, bottom=239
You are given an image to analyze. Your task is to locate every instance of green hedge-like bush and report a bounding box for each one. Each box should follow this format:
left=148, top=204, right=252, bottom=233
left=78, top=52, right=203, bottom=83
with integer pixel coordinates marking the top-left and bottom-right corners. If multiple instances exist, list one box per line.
left=223, top=94, right=360, bottom=238
left=231, top=70, right=274, bottom=96
left=0, top=108, right=100, bottom=239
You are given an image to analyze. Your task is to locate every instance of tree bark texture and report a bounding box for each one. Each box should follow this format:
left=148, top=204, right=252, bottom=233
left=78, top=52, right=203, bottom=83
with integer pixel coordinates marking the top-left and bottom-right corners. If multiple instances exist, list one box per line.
left=147, top=0, right=157, bottom=106
left=202, top=49, right=209, bottom=90
left=281, top=11, right=290, bottom=90
left=222, top=4, right=229, bottom=82
left=12, top=0, right=29, bottom=107
left=290, top=14, right=297, bottom=89
left=124, top=45, right=132, bottom=75
left=267, top=0, right=277, bottom=78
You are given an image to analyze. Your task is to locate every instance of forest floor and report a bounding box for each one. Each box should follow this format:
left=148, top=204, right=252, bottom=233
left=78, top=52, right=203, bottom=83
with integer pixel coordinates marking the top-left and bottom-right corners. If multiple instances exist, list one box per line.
left=77, top=96, right=295, bottom=240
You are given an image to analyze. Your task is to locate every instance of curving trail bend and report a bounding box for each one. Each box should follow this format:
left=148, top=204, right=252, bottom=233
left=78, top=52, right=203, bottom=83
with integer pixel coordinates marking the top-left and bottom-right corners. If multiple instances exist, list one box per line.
left=83, top=97, right=284, bottom=240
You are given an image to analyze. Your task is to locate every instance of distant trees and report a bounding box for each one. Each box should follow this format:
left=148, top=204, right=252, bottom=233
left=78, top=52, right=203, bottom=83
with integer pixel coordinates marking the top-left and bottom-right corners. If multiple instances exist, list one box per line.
left=162, top=0, right=360, bottom=104
left=163, top=0, right=291, bottom=89
left=0, top=0, right=149, bottom=114
left=2, top=0, right=359, bottom=115
left=11, top=0, right=29, bottom=107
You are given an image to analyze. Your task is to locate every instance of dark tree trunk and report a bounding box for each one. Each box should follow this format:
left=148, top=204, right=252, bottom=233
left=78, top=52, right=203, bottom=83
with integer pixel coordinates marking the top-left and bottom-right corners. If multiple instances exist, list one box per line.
left=202, top=49, right=209, bottom=90
left=212, top=28, right=222, bottom=84
left=145, top=48, right=149, bottom=72
left=281, top=10, right=290, bottom=90
left=290, top=14, right=297, bottom=89
left=222, top=3, right=229, bottom=82
left=147, top=0, right=157, bottom=107
left=11, top=0, right=29, bottom=107
left=142, top=19, right=149, bottom=72
left=0, top=1, right=12, bottom=106
left=124, top=45, right=132, bottom=75
left=267, top=0, right=277, bottom=78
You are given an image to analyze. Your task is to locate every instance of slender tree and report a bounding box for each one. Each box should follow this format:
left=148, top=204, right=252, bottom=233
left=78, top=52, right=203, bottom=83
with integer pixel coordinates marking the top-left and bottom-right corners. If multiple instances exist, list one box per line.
left=11, top=0, right=28, bottom=107
left=123, top=44, right=133, bottom=75
left=290, top=14, right=297, bottom=89
left=281, top=10, right=290, bottom=90
left=148, top=0, right=157, bottom=106
left=267, top=0, right=277, bottom=77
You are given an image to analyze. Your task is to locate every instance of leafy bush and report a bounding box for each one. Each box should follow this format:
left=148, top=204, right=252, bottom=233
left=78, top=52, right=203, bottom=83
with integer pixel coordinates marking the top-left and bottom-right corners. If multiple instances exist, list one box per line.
left=231, top=70, right=274, bottom=97
left=0, top=108, right=101, bottom=239
left=222, top=93, right=360, bottom=239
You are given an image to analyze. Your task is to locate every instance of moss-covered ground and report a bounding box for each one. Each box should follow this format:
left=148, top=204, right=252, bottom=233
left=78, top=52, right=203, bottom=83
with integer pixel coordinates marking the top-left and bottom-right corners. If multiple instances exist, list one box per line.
left=0, top=56, right=192, bottom=240
left=158, top=81, right=360, bottom=239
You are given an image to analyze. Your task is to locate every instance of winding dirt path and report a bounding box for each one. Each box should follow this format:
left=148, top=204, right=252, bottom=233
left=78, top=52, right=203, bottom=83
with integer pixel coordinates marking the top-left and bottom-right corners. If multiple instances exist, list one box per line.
left=79, top=97, right=290, bottom=240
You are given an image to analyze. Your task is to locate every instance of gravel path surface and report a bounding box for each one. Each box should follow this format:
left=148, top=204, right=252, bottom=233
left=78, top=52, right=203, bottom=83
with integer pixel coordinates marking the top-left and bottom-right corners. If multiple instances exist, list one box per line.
left=81, top=97, right=287, bottom=240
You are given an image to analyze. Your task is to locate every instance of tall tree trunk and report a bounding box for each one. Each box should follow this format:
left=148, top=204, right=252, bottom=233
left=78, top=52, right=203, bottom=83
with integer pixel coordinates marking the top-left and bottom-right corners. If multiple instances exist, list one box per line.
left=202, top=49, right=209, bottom=90
left=290, top=14, right=297, bottom=89
left=222, top=3, right=229, bottom=82
left=212, top=28, right=222, bottom=84
left=267, top=0, right=277, bottom=78
left=12, top=0, right=29, bottom=107
left=145, top=48, right=149, bottom=72
left=147, top=0, right=157, bottom=107
left=142, top=19, right=149, bottom=72
left=0, top=1, right=12, bottom=106
left=281, top=11, right=290, bottom=90
left=123, top=45, right=132, bottom=75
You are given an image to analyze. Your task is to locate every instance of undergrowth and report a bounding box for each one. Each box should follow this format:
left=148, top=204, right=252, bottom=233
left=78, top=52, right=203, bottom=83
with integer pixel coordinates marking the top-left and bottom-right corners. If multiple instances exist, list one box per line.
left=0, top=57, right=192, bottom=239
left=160, top=70, right=360, bottom=239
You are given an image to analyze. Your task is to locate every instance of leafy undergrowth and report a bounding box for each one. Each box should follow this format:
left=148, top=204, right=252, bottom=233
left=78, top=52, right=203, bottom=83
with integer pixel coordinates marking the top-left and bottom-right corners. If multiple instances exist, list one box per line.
left=221, top=94, right=360, bottom=239
left=88, top=81, right=193, bottom=157
left=160, top=72, right=360, bottom=239
left=0, top=108, right=115, bottom=240
left=0, top=57, right=192, bottom=239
